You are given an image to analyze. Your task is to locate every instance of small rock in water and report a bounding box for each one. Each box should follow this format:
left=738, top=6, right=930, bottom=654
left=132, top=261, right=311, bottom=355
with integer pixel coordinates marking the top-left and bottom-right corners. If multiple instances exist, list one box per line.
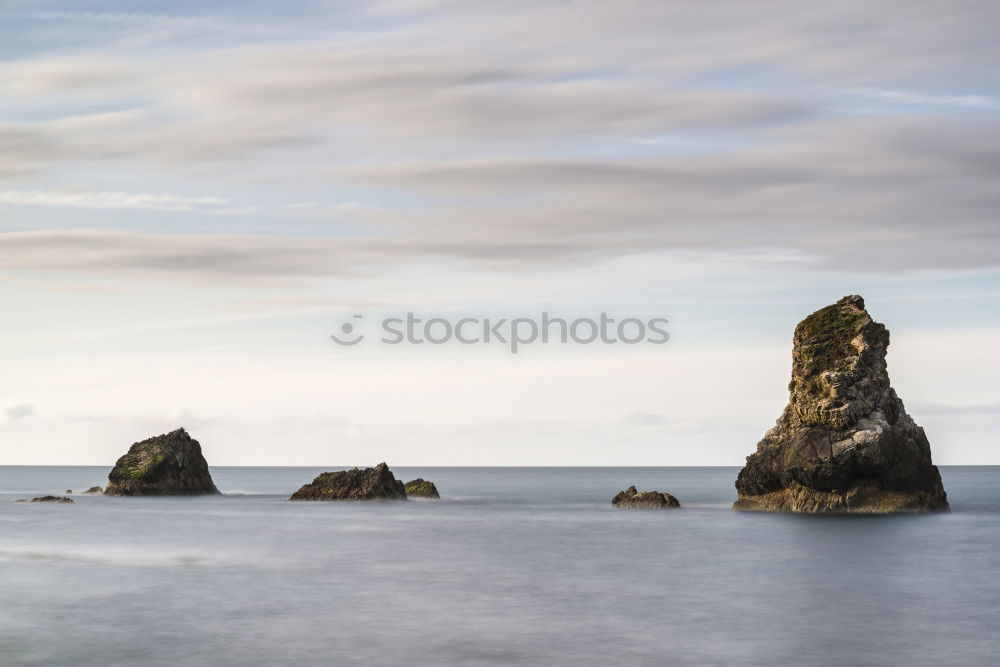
left=30, top=496, right=74, bottom=503
left=404, top=478, right=440, bottom=498
left=105, top=428, right=219, bottom=496
left=290, top=462, right=406, bottom=501
left=84, top=486, right=104, bottom=495
left=65, top=489, right=72, bottom=494
left=612, top=485, right=680, bottom=509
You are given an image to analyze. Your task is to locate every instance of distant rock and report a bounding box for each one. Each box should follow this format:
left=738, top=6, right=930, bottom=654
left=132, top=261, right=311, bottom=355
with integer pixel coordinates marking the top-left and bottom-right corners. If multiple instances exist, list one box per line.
left=611, top=485, right=680, bottom=509
left=104, top=428, right=220, bottom=496
left=290, top=463, right=406, bottom=501
left=30, top=496, right=74, bottom=503
left=84, top=486, right=104, bottom=495
left=65, top=489, right=72, bottom=494
left=734, top=296, right=948, bottom=513
left=404, top=478, right=440, bottom=498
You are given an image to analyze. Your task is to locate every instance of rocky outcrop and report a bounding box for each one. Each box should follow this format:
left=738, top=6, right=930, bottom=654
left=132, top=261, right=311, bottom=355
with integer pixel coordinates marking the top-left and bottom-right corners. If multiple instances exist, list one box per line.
left=30, top=496, right=74, bottom=503
left=734, top=295, right=948, bottom=513
left=404, top=478, right=440, bottom=499
left=611, top=485, right=680, bottom=509
left=84, top=486, right=104, bottom=495
left=289, top=463, right=406, bottom=501
left=105, top=428, right=220, bottom=496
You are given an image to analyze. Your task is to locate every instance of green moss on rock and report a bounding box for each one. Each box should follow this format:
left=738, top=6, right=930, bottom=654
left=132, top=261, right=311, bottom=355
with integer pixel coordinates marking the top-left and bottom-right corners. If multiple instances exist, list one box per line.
left=290, top=463, right=406, bottom=501
left=105, top=428, right=219, bottom=496
left=734, top=295, right=948, bottom=513
left=404, top=478, right=440, bottom=499
left=792, top=295, right=869, bottom=402
left=611, top=485, right=680, bottom=509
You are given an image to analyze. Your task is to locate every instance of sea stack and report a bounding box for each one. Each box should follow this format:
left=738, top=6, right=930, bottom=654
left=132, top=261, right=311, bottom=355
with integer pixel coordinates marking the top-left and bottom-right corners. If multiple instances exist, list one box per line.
left=105, top=428, right=220, bottom=496
left=734, top=295, right=948, bottom=513
left=289, top=463, right=406, bottom=501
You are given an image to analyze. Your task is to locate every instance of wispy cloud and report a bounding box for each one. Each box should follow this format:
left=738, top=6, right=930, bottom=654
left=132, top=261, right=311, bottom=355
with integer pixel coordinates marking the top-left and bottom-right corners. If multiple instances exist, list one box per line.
left=1, top=403, right=35, bottom=426
left=1, top=1, right=999, bottom=275
left=0, top=189, right=230, bottom=212
left=847, top=87, right=1000, bottom=110
left=914, top=403, right=1000, bottom=416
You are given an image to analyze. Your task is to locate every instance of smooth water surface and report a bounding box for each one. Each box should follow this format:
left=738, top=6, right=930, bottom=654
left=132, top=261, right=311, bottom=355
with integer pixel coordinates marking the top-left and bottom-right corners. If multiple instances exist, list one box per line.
left=2, top=466, right=998, bottom=666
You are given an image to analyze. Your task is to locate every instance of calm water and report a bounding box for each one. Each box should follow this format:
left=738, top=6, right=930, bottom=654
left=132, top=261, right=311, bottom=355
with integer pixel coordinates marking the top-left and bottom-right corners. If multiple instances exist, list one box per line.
left=1, top=466, right=998, bottom=666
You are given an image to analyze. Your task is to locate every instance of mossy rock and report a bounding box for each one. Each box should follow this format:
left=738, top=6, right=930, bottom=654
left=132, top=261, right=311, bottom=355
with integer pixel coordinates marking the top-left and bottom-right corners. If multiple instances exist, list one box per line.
left=792, top=295, right=871, bottom=402
left=290, top=463, right=406, bottom=501
left=404, top=478, right=440, bottom=499
left=30, top=496, right=74, bottom=503
left=105, top=428, right=219, bottom=496
left=611, top=485, right=680, bottom=509
left=734, top=295, right=948, bottom=513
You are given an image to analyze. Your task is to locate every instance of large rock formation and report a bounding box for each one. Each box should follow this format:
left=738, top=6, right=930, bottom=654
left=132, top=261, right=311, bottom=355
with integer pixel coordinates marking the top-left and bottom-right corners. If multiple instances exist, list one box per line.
left=611, top=485, right=680, bottom=509
left=105, top=428, right=220, bottom=496
left=734, top=296, right=948, bottom=513
left=404, top=478, right=440, bottom=499
left=289, top=463, right=406, bottom=501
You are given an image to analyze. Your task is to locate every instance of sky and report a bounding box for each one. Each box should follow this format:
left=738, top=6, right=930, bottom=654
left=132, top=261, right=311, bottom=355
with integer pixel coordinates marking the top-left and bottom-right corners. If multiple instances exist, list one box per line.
left=1, top=1, right=999, bottom=466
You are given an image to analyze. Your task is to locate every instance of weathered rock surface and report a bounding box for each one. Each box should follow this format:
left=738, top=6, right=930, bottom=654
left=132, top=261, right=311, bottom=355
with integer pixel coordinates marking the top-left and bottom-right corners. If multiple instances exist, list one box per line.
left=611, top=485, right=680, bottom=509
left=734, top=295, right=948, bottom=513
left=84, top=486, right=104, bottom=495
left=30, top=496, right=74, bottom=503
left=289, top=463, right=406, bottom=501
left=404, top=478, right=440, bottom=499
left=105, top=428, right=220, bottom=496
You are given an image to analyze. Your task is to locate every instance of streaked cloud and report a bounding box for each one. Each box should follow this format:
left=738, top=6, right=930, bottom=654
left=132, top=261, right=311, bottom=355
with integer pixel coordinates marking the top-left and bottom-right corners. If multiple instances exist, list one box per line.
left=914, top=403, right=1000, bottom=416
left=0, top=189, right=229, bottom=212
left=1, top=0, right=999, bottom=463
left=847, top=87, right=1000, bottom=110
left=1, top=403, right=35, bottom=426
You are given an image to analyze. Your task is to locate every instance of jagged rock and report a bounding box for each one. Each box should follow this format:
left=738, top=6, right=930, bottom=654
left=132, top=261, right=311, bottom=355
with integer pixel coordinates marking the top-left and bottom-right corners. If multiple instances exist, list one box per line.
left=734, top=295, right=948, bottom=513
left=30, top=496, right=74, bottom=503
left=84, top=486, right=104, bottom=495
left=404, top=478, right=440, bottom=499
left=289, top=463, right=406, bottom=501
left=105, top=428, right=219, bottom=496
left=611, top=485, right=680, bottom=509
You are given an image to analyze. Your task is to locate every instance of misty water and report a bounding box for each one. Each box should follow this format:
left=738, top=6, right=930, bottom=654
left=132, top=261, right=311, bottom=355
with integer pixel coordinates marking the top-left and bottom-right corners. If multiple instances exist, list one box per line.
left=2, top=466, right=998, bottom=666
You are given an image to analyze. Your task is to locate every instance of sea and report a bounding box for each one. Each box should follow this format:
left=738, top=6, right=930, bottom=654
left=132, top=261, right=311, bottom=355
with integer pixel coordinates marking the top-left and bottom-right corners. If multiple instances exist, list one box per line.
left=1, top=466, right=998, bottom=666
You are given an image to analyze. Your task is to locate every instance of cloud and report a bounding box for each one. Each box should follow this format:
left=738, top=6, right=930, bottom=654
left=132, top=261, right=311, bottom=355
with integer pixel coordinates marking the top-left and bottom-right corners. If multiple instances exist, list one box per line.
left=2, top=403, right=36, bottom=426
left=343, top=115, right=1000, bottom=270
left=0, top=1, right=998, bottom=277
left=2, top=114, right=999, bottom=280
left=0, top=55, right=139, bottom=96
left=913, top=403, right=1000, bottom=416
left=0, top=189, right=230, bottom=212
left=0, top=48, right=814, bottom=175
left=0, top=229, right=619, bottom=282
left=621, top=411, right=666, bottom=426
left=846, top=88, right=1000, bottom=110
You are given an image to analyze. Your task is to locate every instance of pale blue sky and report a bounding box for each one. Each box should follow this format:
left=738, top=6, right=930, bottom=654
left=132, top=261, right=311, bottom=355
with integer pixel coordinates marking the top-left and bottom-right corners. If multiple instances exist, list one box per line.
left=1, top=1, right=998, bottom=464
